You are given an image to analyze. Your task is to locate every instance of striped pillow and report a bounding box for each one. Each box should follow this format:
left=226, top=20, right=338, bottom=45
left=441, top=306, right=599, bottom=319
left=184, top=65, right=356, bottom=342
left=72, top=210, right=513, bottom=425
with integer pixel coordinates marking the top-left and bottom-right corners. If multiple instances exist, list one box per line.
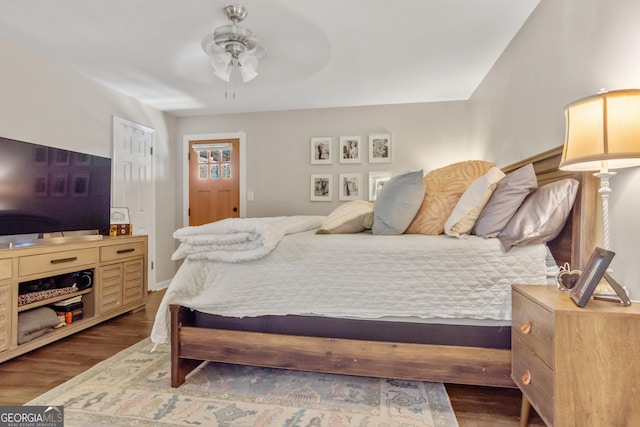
left=317, top=200, right=374, bottom=234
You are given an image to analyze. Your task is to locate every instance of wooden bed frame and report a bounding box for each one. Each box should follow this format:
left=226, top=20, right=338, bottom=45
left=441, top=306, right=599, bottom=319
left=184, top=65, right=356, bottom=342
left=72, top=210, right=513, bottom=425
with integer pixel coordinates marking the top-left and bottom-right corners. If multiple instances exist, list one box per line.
left=170, top=145, right=597, bottom=388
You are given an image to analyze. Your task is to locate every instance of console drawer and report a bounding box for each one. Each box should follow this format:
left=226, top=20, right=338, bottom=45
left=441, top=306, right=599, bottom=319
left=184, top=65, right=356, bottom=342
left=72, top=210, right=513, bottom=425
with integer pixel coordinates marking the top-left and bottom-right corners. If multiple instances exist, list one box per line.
left=0, top=259, right=11, bottom=280
left=18, top=248, right=98, bottom=277
left=100, top=241, right=145, bottom=262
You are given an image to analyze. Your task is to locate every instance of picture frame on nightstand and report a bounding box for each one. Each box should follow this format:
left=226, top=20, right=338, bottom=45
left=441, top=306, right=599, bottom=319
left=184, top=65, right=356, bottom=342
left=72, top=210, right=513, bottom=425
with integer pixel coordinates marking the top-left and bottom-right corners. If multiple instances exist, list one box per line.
left=570, top=247, right=615, bottom=307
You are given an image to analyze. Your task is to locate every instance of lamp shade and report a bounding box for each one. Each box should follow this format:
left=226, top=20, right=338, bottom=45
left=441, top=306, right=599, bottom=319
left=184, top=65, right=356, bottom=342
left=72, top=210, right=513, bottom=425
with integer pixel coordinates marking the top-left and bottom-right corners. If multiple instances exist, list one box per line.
left=560, top=89, right=640, bottom=171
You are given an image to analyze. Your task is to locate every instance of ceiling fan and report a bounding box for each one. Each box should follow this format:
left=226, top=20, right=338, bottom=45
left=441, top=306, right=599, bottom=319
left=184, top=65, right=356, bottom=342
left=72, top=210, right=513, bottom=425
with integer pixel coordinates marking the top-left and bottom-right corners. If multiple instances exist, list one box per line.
left=201, top=3, right=267, bottom=96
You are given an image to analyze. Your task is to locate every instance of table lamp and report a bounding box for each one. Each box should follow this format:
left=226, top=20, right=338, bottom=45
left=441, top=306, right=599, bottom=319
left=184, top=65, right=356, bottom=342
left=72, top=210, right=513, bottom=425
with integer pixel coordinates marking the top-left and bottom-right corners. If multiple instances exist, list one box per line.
left=559, top=89, right=640, bottom=298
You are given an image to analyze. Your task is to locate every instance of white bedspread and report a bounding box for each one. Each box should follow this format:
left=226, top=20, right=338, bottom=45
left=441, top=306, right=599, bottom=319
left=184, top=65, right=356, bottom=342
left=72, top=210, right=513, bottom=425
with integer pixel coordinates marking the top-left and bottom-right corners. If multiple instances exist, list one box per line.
left=151, top=229, right=555, bottom=344
left=171, top=215, right=324, bottom=262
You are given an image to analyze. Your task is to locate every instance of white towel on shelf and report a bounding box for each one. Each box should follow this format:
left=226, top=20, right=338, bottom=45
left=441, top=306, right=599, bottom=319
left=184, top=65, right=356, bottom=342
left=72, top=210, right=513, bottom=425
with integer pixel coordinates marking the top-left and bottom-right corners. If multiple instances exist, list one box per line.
left=171, top=215, right=325, bottom=262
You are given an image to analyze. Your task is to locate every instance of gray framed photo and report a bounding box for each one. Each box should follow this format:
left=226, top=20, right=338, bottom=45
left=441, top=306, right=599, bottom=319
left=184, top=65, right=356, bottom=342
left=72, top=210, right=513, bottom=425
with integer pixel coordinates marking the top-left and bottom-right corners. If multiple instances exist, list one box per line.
left=570, top=247, right=615, bottom=307
left=34, top=175, right=48, bottom=196
left=34, top=146, right=49, bottom=165
left=71, top=173, right=90, bottom=197
left=310, top=137, right=332, bottom=164
left=54, top=149, right=71, bottom=166
left=51, top=174, right=68, bottom=197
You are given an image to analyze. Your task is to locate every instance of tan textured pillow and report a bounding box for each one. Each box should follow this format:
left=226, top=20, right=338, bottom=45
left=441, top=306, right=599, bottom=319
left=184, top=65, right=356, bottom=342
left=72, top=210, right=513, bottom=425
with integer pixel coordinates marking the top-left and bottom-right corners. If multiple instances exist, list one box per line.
left=444, top=167, right=506, bottom=237
left=316, top=200, right=374, bottom=234
left=406, top=160, right=494, bottom=235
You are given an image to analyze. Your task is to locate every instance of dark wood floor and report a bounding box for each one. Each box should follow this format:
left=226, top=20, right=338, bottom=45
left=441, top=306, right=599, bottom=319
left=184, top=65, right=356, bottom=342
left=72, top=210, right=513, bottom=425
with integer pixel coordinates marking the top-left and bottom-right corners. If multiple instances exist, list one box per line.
left=0, top=290, right=544, bottom=426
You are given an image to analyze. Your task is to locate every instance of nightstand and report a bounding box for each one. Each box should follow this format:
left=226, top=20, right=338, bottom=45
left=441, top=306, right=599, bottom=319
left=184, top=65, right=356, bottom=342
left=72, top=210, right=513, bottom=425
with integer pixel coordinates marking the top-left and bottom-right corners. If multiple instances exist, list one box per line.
left=511, top=284, right=640, bottom=427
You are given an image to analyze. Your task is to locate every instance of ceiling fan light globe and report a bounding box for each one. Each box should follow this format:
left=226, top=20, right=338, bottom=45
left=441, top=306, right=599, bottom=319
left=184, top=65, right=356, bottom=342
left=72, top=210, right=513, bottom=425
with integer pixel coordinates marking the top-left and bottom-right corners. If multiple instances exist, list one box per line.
left=240, top=66, right=258, bottom=83
left=210, top=52, right=232, bottom=69
left=202, top=4, right=265, bottom=88
left=213, top=66, right=231, bottom=82
left=239, top=53, right=258, bottom=69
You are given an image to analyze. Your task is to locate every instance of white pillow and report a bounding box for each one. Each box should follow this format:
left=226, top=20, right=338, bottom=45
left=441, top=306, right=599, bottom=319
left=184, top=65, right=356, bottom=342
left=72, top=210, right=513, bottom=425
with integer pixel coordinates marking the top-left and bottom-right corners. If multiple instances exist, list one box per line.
left=444, top=167, right=505, bottom=236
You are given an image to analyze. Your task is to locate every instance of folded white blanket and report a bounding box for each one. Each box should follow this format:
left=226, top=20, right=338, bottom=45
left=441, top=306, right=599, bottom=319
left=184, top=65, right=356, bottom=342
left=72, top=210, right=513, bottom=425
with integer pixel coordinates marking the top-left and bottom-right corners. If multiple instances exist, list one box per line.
left=171, top=215, right=325, bottom=262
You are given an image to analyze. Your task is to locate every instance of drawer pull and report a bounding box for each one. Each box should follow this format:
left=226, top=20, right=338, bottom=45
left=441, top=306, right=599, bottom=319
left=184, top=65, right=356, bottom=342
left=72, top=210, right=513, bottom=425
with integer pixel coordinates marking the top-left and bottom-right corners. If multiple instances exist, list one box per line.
left=117, top=248, right=136, bottom=254
left=521, top=370, right=532, bottom=385
left=520, top=321, right=532, bottom=335
left=50, top=256, right=78, bottom=264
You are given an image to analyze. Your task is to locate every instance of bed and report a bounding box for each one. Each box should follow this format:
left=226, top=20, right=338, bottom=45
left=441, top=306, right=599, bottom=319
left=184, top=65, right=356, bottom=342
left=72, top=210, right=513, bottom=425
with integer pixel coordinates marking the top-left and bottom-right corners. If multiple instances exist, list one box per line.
left=155, top=145, right=597, bottom=389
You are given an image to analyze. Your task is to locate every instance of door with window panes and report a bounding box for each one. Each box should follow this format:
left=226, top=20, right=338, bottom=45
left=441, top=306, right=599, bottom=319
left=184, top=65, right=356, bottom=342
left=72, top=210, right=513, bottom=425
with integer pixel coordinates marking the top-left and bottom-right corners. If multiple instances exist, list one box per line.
left=189, top=139, right=240, bottom=226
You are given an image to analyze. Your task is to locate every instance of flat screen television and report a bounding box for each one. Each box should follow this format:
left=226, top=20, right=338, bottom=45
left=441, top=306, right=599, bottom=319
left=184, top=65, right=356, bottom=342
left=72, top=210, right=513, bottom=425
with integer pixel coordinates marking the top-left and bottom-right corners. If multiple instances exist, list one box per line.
left=0, top=136, right=111, bottom=241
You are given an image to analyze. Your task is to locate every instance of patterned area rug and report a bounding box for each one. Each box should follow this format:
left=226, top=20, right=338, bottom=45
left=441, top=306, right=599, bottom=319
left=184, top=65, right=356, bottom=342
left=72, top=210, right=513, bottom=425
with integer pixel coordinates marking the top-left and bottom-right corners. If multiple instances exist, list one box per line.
left=28, top=338, right=459, bottom=426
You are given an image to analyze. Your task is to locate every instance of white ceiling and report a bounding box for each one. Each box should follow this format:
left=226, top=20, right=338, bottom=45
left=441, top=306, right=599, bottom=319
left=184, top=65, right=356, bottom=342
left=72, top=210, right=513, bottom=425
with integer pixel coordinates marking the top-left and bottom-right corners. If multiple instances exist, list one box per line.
left=0, top=0, right=539, bottom=116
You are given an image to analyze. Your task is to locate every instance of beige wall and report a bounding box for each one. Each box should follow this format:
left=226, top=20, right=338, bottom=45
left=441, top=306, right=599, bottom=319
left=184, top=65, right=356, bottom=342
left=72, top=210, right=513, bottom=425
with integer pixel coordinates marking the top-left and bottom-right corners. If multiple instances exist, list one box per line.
left=0, top=38, right=178, bottom=287
left=176, top=101, right=474, bottom=218
left=471, top=0, right=640, bottom=298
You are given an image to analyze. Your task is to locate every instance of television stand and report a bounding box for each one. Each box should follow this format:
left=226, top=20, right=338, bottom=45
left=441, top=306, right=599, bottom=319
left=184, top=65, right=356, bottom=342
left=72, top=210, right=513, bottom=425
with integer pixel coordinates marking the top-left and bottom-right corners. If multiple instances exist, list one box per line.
left=0, top=234, right=147, bottom=363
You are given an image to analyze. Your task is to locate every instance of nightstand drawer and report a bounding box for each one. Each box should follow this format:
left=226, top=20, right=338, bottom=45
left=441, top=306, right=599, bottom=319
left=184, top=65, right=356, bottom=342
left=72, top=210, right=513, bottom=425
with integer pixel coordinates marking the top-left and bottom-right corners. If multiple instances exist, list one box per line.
left=512, top=289, right=554, bottom=366
left=512, top=335, right=554, bottom=424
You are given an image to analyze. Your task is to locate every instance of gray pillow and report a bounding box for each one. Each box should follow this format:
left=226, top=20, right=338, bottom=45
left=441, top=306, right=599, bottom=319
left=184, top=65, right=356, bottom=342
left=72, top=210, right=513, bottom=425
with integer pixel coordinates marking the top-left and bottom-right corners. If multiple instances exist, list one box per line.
left=498, top=178, right=579, bottom=251
left=473, top=163, right=537, bottom=237
left=372, top=170, right=425, bottom=235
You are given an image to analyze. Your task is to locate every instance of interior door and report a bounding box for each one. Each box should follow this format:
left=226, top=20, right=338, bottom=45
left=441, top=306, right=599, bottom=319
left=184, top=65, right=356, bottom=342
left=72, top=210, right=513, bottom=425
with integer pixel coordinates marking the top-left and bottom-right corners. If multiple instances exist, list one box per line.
left=112, top=116, right=156, bottom=289
left=189, top=139, right=240, bottom=226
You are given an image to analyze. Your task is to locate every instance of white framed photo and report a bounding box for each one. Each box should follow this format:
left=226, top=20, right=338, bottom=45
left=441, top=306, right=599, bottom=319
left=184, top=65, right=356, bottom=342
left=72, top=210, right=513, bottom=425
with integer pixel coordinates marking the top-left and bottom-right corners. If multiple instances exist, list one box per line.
left=368, top=171, right=393, bottom=201
left=339, top=136, right=361, bottom=164
left=310, top=137, right=333, bottom=164
left=339, top=173, right=362, bottom=201
left=310, top=173, right=333, bottom=201
left=110, top=207, right=131, bottom=224
left=369, top=133, right=392, bottom=163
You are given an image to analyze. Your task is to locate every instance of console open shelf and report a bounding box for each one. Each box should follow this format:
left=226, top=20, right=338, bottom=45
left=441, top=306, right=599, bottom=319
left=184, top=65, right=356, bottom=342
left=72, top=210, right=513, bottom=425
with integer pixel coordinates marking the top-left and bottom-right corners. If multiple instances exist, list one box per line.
left=17, top=288, right=93, bottom=313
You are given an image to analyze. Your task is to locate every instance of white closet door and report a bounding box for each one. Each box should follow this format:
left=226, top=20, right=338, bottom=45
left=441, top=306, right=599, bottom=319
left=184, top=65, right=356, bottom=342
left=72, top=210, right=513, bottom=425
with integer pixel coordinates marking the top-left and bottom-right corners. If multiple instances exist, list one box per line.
left=112, top=116, right=156, bottom=289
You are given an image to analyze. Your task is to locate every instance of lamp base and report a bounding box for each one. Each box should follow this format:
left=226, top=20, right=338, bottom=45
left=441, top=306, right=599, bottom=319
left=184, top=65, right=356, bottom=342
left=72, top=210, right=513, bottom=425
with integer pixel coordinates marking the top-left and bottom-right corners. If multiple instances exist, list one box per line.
left=592, top=169, right=617, bottom=297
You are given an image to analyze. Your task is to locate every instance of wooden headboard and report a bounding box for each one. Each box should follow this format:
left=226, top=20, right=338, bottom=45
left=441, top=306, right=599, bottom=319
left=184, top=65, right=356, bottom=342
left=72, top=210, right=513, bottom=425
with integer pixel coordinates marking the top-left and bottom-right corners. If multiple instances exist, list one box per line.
left=501, top=145, right=597, bottom=270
